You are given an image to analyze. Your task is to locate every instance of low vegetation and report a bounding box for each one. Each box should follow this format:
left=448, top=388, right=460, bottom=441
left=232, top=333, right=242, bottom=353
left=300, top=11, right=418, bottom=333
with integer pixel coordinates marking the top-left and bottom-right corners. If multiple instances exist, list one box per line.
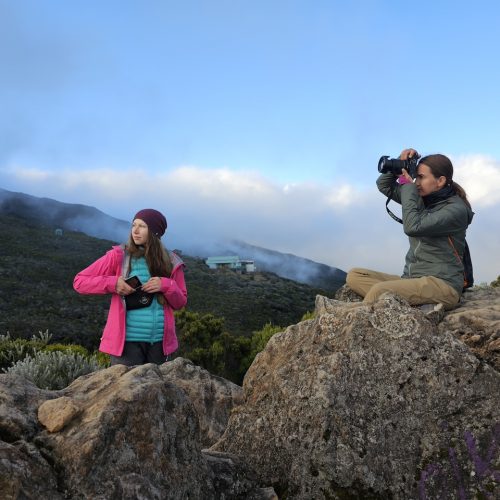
left=0, top=331, right=107, bottom=390
left=174, top=310, right=288, bottom=383
left=0, top=313, right=302, bottom=387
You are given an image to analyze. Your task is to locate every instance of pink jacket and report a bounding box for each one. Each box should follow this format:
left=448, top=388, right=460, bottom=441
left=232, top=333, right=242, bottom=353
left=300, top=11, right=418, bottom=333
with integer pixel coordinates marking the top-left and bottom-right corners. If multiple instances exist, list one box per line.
left=73, top=245, right=187, bottom=356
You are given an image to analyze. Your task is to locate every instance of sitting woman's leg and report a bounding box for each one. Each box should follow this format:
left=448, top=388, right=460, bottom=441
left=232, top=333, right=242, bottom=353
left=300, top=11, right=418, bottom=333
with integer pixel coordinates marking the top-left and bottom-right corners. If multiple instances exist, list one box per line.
left=346, top=268, right=401, bottom=298
left=364, top=276, right=460, bottom=309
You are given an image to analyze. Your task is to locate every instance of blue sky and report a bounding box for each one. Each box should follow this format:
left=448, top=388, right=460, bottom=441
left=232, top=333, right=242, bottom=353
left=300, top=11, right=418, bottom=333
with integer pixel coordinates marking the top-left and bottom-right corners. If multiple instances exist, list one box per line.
left=2, top=0, right=500, bottom=283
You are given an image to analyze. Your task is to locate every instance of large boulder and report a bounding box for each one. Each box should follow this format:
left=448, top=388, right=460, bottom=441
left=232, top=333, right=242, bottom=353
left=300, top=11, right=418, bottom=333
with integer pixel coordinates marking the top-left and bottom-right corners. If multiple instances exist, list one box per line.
left=213, top=293, right=500, bottom=499
left=35, top=363, right=215, bottom=498
left=335, top=284, right=500, bottom=372
left=0, top=362, right=273, bottom=499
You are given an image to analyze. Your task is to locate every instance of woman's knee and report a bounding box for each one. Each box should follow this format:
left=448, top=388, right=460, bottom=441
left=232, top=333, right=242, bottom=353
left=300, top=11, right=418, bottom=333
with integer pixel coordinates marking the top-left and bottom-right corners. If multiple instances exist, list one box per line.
left=346, top=268, right=368, bottom=287
left=363, top=281, right=397, bottom=303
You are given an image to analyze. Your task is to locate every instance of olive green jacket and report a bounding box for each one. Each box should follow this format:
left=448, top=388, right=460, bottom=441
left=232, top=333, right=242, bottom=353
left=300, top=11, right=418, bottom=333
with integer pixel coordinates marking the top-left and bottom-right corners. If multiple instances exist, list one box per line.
left=377, top=173, right=474, bottom=295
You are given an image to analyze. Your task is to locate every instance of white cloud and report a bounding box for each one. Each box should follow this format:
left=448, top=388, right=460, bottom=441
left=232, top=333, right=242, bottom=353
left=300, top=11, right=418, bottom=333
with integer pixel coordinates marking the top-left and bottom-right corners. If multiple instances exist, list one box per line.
left=8, top=165, right=51, bottom=182
left=325, top=184, right=364, bottom=208
left=166, top=166, right=276, bottom=199
left=2, top=161, right=499, bottom=284
left=453, top=154, right=500, bottom=206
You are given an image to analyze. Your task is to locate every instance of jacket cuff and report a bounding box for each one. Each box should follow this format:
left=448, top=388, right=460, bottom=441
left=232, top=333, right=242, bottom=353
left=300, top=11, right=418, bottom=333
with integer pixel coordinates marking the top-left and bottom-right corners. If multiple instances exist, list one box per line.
left=107, top=276, right=119, bottom=293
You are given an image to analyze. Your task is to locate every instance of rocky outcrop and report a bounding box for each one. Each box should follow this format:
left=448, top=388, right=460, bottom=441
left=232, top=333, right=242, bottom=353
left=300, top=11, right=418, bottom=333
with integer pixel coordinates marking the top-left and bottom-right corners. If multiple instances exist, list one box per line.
left=213, top=291, right=500, bottom=499
left=334, top=284, right=500, bottom=372
left=0, top=361, right=272, bottom=499
left=1, top=288, right=499, bottom=499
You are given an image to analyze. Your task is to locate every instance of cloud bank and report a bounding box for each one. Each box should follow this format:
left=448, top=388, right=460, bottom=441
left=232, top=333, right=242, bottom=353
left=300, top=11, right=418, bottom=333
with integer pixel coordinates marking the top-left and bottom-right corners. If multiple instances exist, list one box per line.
left=2, top=154, right=499, bottom=284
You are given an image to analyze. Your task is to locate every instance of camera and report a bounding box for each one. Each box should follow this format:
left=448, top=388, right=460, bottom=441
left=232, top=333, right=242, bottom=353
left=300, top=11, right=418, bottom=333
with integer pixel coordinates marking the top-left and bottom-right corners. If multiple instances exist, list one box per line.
left=378, top=155, right=419, bottom=179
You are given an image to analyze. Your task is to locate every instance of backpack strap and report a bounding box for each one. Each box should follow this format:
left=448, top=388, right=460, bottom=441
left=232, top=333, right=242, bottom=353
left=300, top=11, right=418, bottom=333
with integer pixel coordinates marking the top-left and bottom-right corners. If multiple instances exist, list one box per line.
left=448, top=237, right=474, bottom=291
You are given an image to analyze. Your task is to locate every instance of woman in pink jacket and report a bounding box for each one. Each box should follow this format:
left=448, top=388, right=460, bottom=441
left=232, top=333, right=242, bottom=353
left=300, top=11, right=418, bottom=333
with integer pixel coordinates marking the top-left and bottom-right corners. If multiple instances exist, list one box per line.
left=74, top=209, right=187, bottom=366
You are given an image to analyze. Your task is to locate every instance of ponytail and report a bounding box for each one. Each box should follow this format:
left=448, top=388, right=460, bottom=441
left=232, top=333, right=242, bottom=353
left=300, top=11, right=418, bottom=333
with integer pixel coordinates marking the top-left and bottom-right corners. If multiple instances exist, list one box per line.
left=452, top=181, right=471, bottom=209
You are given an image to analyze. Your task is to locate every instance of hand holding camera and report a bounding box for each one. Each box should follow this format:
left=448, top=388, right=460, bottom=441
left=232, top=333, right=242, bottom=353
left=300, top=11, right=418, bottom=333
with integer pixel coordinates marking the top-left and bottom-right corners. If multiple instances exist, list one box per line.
left=378, top=148, right=421, bottom=179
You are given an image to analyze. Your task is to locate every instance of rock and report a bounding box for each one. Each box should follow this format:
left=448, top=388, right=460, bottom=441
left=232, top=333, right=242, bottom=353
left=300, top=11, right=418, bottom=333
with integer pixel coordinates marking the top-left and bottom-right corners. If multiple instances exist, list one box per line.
left=334, top=284, right=363, bottom=302
left=213, top=292, right=500, bottom=499
left=440, top=286, right=500, bottom=371
left=0, top=363, right=272, bottom=499
left=2, top=288, right=499, bottom=499
left=203, top=450, right=278, bottom=499
left=38, top=396, right=81, bottom=432
left=0, top=440, right=62, bottom=499
left=160, top=357, right=244, bottom=447
left=34, top=364, right=212, bottom=498
left=0, top=373, right=54, bottom=442
left=336, top=284, right=500, bottom=362
left=315, top=294, right=365, bottom=316
left=419, top=302, right=445, bottom=325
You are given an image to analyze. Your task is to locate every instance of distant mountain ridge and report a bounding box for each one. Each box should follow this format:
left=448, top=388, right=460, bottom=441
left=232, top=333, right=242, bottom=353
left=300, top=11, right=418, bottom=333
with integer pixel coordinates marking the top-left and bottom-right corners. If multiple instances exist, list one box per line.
left=0, top=187, right=346, bottom=291
left=0, top=188, right=130, bottom=243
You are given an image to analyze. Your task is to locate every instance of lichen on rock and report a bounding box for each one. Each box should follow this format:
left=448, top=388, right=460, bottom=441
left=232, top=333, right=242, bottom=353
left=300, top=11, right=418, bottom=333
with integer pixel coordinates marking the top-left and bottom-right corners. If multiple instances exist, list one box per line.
left=213, top=290, right=500, bottom=499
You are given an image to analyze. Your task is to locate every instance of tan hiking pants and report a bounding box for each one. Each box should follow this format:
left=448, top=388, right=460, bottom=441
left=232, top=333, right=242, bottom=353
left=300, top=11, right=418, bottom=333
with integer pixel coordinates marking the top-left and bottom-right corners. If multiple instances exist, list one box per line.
left=346, top=268, right=460, bottom=310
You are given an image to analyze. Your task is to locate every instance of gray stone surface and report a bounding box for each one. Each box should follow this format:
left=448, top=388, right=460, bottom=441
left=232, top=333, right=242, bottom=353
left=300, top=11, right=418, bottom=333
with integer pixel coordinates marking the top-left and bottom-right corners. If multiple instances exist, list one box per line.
left=34, top=364, right=215, bottom=499
left=213, top=292, right=500, bottom=499
left=0, top=362, right=271, bottom=499
left=0, top=373, right=54, bottom=442
left=439, top=286, right=500, bottom=372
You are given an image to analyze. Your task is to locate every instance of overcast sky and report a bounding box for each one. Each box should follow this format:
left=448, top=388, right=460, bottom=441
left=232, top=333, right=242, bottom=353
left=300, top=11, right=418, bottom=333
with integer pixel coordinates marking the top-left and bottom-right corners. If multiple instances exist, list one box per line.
left=1, top=0, right=500, bottom=283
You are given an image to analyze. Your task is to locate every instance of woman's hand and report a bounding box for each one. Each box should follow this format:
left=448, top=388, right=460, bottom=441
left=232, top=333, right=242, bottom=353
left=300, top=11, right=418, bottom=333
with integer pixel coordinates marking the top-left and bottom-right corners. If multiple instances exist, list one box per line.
left=399, top=148, right=420, bottom=160
left=142, top=277, right=162, bottom=293
left=399, top=168, right=413, bottom=184
left=115, top=276, right=135, bottom=296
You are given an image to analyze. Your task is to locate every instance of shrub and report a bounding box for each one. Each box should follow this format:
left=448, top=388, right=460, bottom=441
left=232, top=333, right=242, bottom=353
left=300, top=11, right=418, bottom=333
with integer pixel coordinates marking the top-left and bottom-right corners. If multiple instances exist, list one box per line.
left=239, top=323, right=283, bottom=376
left=32, top=329, right=53, bottom=344
left=249, top=322, right=283, bottom=357
left=491, top=275, right=500, bottom=288
left=0, top=337, right=46, bottom=371
left=5, top=351, right=102, bottom=390
left=94, top=351, right=111, bottom=368
left=43, top=343, right=89, bottom=357
left=175, top=310, right=225, bottom=354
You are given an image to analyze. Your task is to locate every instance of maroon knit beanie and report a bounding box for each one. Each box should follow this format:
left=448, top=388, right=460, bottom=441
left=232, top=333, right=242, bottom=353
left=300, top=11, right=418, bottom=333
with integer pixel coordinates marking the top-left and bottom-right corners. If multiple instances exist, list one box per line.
left=133, top=209, right=167, bottom=238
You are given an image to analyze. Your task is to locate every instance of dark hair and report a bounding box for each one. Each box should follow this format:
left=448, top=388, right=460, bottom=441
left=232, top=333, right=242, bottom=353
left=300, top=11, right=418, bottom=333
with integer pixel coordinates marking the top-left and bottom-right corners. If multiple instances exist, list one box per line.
left=419, top=154, right=471, bottom=209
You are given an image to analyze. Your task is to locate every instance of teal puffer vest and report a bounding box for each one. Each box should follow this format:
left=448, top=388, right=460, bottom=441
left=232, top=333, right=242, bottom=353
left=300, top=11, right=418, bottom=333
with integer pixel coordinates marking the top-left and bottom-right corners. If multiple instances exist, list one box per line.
left=125, top=257, right=164, bottom=343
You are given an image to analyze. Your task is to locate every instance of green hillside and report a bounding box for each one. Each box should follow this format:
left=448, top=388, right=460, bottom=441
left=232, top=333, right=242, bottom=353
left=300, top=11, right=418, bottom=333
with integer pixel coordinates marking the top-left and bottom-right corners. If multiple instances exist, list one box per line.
left=1, top=213, right=331, bottom=350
